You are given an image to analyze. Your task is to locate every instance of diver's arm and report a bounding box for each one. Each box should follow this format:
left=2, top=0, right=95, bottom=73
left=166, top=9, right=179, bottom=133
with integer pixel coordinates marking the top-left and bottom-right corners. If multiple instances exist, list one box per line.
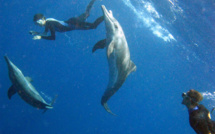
left=40, top=25, right=55, bottom=40
left=31, top=28, right=48, bottom=40
left=30, top=26, right=48, bottom=36
left=33, top=26, right=56, bottom=40
left=30, top=29, right=47, bottom=36
left=41, top=31, right=55, bottom=40
left=40, top=27, right=48, bottom=36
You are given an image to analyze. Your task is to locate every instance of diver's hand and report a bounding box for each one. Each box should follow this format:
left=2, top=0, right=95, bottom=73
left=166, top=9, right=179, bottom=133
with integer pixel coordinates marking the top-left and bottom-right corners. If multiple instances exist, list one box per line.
left=33, top=35, right=42, bottom=40
left=29, top=31, right=39, bottom=35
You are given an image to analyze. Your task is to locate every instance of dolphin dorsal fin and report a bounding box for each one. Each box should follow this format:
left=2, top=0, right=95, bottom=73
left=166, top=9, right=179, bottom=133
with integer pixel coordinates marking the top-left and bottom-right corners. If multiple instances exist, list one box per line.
left=25, top=77, right=33, bottom=82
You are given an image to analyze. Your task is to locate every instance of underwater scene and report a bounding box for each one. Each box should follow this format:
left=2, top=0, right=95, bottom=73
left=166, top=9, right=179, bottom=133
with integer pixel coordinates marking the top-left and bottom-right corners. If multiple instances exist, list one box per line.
left=1, top=0, right=215, bottom=133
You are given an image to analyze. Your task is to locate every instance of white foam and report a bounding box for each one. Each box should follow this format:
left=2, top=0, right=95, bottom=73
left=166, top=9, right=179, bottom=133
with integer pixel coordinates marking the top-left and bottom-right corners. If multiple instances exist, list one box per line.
left=202, top=91, right=215, bottom=101
left=202, top=91, right=215, bottom=110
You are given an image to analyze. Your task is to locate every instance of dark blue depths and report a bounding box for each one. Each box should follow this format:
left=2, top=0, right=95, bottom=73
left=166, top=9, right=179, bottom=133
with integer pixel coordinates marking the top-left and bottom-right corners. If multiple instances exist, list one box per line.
left=0, top=0, right=215, bottom=134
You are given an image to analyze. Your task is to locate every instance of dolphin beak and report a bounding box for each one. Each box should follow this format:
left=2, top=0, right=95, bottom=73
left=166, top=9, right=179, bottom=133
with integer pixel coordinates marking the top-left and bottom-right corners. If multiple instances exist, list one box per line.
left=101, top=5, right=108, bottom=15
left=101, top=5, right=113, bottom=21
left=4, top=55, right=16, bottom=71
left=4, top=55, right=11, bottom=66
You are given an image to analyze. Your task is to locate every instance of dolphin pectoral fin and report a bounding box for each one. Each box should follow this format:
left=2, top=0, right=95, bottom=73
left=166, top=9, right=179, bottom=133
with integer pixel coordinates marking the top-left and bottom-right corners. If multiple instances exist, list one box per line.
left=102, top=102, right=117, bottom=116
left=128, top=60, right=137, bottom=74
left=92, top=39, right=106, bottom=53
left=107, top=40, right=115, bottom=58
left=8, top=85, right=17, bottom=99
left=25, top=76, right=33, bottom=82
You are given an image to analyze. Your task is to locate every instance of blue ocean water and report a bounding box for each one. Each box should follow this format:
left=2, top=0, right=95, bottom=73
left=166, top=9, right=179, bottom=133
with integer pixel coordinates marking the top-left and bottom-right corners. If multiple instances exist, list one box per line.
left=0, top=0, right=215, bottom=133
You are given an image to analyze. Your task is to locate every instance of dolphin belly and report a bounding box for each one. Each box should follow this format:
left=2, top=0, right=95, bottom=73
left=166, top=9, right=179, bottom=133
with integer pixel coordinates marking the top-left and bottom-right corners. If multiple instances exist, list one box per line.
left=107, top=49, right=118, bottom=88
left=16, top=84, right=49, bottom=109
left=17, top=89, right=50, bottom=109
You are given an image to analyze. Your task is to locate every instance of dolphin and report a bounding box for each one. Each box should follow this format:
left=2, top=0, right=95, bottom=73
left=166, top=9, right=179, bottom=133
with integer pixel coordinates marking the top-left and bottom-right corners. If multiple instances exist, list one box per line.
left=4, top=56, right=57, bottom=112
left=93, top=5, right=136, bottom=115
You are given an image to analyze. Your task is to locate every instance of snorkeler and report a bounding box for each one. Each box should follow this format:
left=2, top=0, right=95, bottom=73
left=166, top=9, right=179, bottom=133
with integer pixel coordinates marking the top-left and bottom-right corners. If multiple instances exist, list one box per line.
left=182, top=89, right=215, bottom=134
left=29, top=0, right=104, bottom=40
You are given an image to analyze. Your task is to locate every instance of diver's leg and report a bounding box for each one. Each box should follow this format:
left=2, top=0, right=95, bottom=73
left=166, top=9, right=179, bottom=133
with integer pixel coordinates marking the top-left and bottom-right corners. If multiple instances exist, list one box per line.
left=65, top=17, right=77, bottom=24
left=91, top=16, right=104, bottom=28
left=77, top=0, right=96, bottom=22
left=79, top=22, right=94, bottom=29
left=66, top=18, right=95, bottom=30
left=79, top=16, right=103, bottom=29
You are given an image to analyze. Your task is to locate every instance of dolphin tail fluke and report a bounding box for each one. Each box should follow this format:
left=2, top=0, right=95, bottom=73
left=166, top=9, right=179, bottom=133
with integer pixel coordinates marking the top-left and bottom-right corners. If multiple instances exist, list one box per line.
left=50, top=94, right=58, bottom=107
left=43, top=95, right=58, bottom=114
left=103, top=103, right=117, bottom=116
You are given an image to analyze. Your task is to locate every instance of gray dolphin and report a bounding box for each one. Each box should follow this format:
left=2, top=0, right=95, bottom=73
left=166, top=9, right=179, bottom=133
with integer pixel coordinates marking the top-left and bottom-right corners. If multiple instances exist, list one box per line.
left=93, top=5, right=136, bottom=115
left=4, top=56, right=57, bottom=112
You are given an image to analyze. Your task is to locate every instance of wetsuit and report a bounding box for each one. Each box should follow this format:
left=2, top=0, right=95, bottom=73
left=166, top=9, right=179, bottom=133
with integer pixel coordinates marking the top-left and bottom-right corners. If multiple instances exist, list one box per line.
left=35, top=0, right=103, bottom=40
left=41, top=16, right=103, bottom=40
left=189, top=104, right=215, bottom=134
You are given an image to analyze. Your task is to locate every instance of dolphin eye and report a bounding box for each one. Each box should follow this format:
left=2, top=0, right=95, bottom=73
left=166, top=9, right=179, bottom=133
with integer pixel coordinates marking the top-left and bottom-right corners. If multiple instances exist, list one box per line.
left=114, top=24, right=118, bottom=29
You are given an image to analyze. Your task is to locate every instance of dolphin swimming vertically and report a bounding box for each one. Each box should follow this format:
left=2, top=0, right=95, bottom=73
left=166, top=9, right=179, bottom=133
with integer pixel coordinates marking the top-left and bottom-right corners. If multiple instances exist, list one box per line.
left=4, top=56, right=57, bottom=112
left=93, top=5, right=136, bottom=115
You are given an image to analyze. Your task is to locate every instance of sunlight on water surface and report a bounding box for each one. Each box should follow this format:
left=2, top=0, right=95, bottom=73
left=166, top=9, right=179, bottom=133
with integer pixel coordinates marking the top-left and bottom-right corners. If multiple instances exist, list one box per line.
left=122, top=0, right=176, bottom=42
